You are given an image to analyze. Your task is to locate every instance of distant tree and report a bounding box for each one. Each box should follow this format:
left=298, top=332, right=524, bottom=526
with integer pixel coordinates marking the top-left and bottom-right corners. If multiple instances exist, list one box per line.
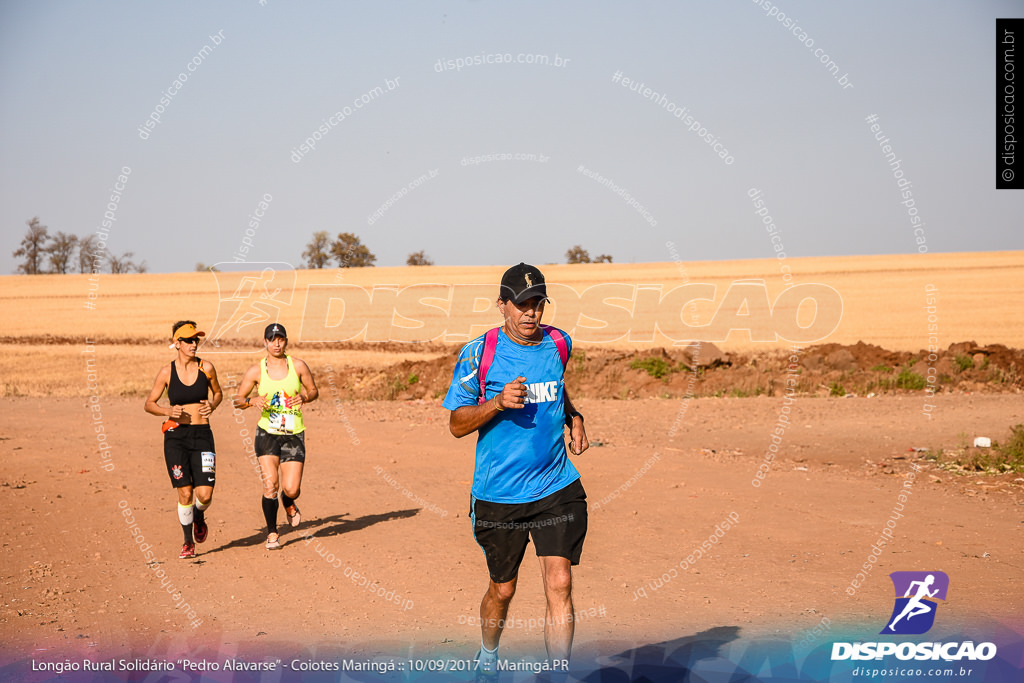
left=406, top=250, right=434, bottom=266
left=108, top=251, right=146, bottom=274
left=13, top=217, right=50, bottom=274
left=594, top=254, right=613, bottom=263
left=78, top=234, right=101, bottom=273
left=302, top=231, right=331, bottom=269
left=332, top=232, right=376, bottom=268
left=565, top=245, right=591, bottom=264
left=195, top=262, right=220, bottom=272
left=47, top=231, right=79, bottom=274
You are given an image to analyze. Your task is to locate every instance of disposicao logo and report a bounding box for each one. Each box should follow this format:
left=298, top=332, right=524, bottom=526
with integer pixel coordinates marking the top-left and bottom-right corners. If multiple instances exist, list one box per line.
left=831, top=571, right=998, bottom=662
left=881, top=571, right=948, bottom=635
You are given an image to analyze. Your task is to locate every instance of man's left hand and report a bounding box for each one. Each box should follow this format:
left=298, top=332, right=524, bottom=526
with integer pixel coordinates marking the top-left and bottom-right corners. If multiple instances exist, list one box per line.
left=569, top=416, right=589, bottom=455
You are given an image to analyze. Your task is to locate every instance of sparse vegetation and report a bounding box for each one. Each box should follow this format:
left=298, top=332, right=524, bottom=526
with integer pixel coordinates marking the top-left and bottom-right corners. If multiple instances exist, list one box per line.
left=926, top=425, right=1024, bottom=475
left=12, top=217, right=145, bottom=275
left=331, top=232, right=376, bottom=268
left=12, top=217, right=49, bottom=274
left=566, top=245, right=591, bottom=264
left=566, top=246, right=614, bottom=264
left=302, top=231, right=332, bottom=269
left=572, top=348, right=587, bottom=374
left=879, top=367, right=926, bottom=391
left=406, top=251, right=433, bottom=266
left=896, top=368, right=926, bottom=390
left=385, top=375, right=406, bottom=400
left=997, top=424, right=1024, bottom=464
left=954, top=354, right=974, bottom=372
left=630, top=357, right=673, bottom=379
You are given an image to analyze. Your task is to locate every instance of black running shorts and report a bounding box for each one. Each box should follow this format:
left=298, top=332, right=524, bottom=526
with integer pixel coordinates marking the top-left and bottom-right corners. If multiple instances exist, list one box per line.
left=254, top=426, right=306, bottom=463
left=471, top=478, right=588, bottom=584
left=163, top=424, right=216, bottom=488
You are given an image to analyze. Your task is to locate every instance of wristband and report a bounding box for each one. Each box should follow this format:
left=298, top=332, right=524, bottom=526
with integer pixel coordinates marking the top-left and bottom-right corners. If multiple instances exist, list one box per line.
left=245, top=397, right=251, bottom=408
left=494, top=396, right=505, bottom=412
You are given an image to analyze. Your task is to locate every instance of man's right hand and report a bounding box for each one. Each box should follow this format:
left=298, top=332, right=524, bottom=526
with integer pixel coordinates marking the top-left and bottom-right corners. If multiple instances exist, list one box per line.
left=498, top=376, right=528, bottom=410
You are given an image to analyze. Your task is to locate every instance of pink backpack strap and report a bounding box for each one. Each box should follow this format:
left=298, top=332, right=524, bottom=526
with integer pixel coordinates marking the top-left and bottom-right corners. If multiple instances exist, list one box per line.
left=477, top=327, right=500, bottom=404
left=540, top=325, right=569, bottom=368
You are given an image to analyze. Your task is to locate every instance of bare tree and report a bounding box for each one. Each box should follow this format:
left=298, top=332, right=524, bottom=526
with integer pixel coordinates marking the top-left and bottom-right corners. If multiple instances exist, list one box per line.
left=332, top=232, right=376, bottom=268
left=13, top=217, right=50, bottom=274
left=108, top=251, right=146, bottom=274
left=78, top=234, right=101, bottom=273
left=565, top=245, right=591, bottom=264
left=302, top=231, right=331, bottom=269
left=47, top=231, right=79, bottom=274
left=406, top=250, right=434, bottom=266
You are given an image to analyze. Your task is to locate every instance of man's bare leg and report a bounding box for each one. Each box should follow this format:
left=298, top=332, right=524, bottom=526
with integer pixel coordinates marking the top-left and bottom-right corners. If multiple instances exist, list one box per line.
left=480, top=576, right=517, bottom=650
left=538, top=556, right=574, bottom=661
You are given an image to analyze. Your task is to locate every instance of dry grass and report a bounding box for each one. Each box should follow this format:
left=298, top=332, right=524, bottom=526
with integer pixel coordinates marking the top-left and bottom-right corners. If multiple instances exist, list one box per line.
left=0, top=344, right=445, bottom=398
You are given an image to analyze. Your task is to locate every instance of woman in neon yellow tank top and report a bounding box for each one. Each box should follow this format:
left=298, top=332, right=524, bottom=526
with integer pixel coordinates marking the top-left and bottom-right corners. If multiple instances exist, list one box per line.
left=234, top=323, right=319, bottom=550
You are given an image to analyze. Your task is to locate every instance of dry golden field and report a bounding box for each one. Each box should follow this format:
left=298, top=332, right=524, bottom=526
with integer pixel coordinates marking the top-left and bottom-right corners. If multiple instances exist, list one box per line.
left=5, top=251, right=1022, bottom=348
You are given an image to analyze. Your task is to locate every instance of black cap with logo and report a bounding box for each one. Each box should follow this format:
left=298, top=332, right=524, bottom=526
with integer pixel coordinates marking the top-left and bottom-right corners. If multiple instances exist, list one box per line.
left=264, top=323, right=288, bottom=340
left=499, top=262, right=549, bottom=304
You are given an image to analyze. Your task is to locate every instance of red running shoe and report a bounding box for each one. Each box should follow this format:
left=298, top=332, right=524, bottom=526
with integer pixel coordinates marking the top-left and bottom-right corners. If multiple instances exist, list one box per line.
left=179, top=543, right=196, bottom=559
left=193, top=519, right=208, bottom=543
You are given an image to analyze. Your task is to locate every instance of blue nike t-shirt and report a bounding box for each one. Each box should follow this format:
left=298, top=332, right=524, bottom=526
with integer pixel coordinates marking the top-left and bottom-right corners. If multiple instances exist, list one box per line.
left=443, top=327, right=580, bottom=504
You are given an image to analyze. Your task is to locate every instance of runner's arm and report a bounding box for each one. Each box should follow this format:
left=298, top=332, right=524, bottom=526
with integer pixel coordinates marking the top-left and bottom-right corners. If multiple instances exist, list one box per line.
left=144, top=365, right=182, bottom=419
left=564, top=388, right=589, bottom=455
left=198, top=361, right=223, bottom=417
left=564, top=389, right=584, bottom=426
left=287, top=358, right=318, bottom=407
left=233, top=365, right=263, bottom=410
left=449, top=376, right=528, bottom=437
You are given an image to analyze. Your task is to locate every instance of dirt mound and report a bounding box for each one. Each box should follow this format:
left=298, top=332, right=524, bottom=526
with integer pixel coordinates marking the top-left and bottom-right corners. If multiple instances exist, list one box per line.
left=320, top=341, right=1023, bottom=401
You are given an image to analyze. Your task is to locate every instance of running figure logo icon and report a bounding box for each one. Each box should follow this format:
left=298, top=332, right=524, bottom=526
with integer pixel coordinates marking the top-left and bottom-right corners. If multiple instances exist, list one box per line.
left=205, top=263, right=296, bottom=353
left=881, top=571, right=949, bottom=635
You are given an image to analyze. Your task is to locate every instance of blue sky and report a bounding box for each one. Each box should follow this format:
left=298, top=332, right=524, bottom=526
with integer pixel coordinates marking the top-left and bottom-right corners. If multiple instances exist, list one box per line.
left=1, top=1, right=1021, bottom=273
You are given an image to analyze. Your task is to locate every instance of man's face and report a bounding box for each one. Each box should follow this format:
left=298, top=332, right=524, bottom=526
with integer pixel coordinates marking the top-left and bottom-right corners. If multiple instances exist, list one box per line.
left=265, top=335, right=287, bottom=356
left=498, top=296, right=546, bottom=341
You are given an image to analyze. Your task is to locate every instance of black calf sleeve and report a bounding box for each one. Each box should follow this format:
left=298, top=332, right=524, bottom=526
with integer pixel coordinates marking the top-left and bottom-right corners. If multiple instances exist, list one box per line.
left=262, top=496, right=279, bottom=534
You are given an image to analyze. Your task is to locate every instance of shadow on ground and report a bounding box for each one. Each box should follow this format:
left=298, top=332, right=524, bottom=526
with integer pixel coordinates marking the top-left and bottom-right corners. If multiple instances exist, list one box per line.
left=573, top=626, right=742, bottom=682
left=199, top=508, right=420, bottom=555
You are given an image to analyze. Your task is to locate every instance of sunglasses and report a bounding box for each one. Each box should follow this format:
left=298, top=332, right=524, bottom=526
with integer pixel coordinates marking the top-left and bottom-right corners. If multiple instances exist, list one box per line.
left=178, top=336, right=201, bottom=345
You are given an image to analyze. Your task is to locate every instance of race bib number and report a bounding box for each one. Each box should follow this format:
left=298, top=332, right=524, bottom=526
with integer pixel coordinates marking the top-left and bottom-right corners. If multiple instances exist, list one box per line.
left=201, top=451, right=216, bottom=473
left=268, top=412, right=295, bottom=434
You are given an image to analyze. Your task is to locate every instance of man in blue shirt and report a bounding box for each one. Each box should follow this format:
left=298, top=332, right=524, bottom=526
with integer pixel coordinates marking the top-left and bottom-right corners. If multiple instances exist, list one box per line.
left=444, top=263, right=589, bottom=673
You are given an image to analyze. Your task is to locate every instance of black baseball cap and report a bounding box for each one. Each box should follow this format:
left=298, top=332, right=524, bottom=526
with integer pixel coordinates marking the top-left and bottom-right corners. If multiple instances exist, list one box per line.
left=264, top=323, right=287, bottom=340
left=499, top=262, right=549, bottom=304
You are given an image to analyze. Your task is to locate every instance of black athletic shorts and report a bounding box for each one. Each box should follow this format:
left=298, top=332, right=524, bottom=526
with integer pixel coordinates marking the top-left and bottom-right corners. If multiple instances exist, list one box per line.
left=254, top=426, right=306, bottom=463
left=163, top=424, right=216, bottom=488
left=471, top=479, right=588, bottom=584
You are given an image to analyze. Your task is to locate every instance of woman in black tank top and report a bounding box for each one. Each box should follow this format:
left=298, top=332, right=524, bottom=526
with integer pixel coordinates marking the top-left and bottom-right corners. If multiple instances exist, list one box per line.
left=168, top=359, right=211, bottom=405
left=144, top=320, right=224, bottom=559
